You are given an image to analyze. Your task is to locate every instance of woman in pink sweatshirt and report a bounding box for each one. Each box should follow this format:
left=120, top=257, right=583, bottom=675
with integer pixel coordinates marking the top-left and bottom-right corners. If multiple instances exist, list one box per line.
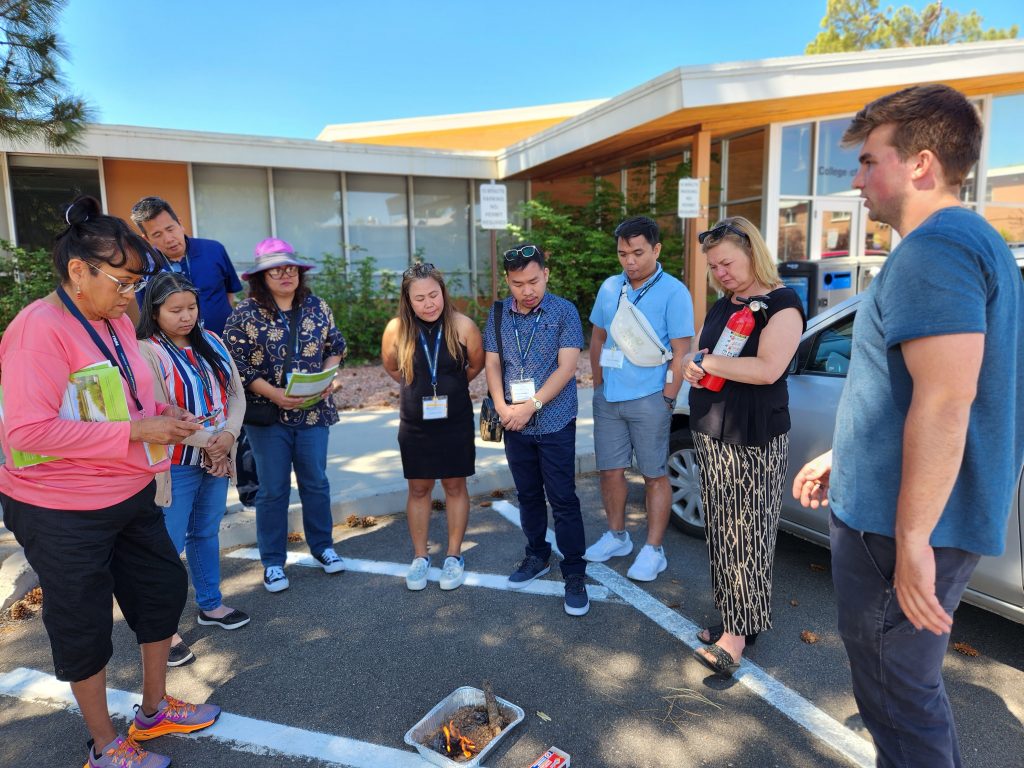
left=0, top=197, right=220, bottom=768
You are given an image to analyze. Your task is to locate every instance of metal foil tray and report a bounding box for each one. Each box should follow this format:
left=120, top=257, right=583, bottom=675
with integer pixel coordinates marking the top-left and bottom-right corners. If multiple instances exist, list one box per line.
left=403, top=686, right=525, bottom=767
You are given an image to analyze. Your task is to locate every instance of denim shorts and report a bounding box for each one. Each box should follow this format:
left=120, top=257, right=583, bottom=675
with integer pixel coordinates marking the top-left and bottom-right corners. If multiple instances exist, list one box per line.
left=592, top=387, right=672, bottom=477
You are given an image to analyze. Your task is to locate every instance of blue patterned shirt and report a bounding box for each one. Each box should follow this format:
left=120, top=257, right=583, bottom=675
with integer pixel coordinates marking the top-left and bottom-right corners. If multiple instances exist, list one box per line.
left=223, top=294, right=346, bottom=427
left=483, top=292, right=583, bottom=435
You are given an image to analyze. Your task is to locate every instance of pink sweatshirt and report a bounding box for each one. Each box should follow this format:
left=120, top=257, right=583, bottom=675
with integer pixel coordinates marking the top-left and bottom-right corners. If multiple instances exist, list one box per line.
left=0, top=299, right=171, bottom=510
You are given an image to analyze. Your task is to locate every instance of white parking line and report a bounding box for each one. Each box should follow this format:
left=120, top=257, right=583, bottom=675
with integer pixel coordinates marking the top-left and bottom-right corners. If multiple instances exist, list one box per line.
left=490, top=500, right=876, bottom=768
left=226, top=549, right=614, bottom=602
left=0, top=667, right=428, bottom=768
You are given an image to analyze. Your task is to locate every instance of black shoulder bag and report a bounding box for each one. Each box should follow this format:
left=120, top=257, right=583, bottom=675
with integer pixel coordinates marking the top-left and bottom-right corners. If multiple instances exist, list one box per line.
left=479, top=301, right=506, bottom=443
left=243, top=305, right=300, bottom=426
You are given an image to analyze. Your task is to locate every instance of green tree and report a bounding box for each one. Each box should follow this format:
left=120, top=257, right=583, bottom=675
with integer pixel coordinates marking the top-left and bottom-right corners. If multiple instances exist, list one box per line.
left=0, top=0, right=91, bottom=149
left=806, top=0, right=1018, bottom=53
left=0, top=239, right=53, bottom=336
left=508, top=159, right=690, bottom=333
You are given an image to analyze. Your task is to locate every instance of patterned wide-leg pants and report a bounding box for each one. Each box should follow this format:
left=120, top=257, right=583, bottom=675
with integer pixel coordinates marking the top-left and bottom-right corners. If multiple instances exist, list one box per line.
left=691, top=431, right=789, bottom=636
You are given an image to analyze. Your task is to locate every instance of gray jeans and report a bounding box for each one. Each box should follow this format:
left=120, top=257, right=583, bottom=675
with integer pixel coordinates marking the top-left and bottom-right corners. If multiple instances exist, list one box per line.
left=829, top=512, right=980, bottom=768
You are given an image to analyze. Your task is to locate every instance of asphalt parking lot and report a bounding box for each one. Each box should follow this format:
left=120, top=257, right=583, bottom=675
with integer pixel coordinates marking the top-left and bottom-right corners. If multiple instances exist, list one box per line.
left=2, top=471, right=1022, bottom=768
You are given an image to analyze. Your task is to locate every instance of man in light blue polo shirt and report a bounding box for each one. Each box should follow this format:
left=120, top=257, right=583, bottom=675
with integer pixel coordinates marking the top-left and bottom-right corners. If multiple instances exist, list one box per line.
left=585, top=216, right=694, bottom=581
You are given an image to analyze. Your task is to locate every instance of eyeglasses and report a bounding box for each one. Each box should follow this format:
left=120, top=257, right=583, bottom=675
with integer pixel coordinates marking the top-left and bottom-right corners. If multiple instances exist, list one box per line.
left=403, top=262, right=436, bottom=279
left=266, top=265, right=299, bottom=279
left=698, top=222, right=751, bottom=245
left=503, top=245, right=541, bottom=263
left=87, top=262, right=147, bottom=295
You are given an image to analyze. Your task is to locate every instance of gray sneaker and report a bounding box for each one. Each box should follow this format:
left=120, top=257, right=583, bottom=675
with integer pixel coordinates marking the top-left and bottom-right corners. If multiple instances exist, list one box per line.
left=86, top=736, right=169, bottom=768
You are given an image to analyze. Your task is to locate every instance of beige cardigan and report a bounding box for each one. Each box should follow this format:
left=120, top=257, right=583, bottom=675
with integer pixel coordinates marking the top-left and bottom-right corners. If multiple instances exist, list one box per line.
left=138, top=337, right=246, bottom=507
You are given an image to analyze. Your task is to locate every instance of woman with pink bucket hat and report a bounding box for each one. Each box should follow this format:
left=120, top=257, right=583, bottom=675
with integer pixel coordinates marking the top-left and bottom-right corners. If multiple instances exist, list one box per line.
left=223, top=238, right=347, bottom=593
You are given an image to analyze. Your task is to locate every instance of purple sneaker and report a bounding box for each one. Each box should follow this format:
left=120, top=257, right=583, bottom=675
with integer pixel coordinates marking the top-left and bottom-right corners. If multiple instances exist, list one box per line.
left=84, top=736, right=169, bottom=768
left=128, top=695, right=221, bottom=741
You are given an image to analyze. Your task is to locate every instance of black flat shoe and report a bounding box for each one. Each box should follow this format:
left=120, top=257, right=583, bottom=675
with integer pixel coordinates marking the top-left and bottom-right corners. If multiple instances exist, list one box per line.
left=696, top=623, right=759, bottom=646
left=197, top=608, right=251, bottom=631
left=693, top=645, right=740, bottom=677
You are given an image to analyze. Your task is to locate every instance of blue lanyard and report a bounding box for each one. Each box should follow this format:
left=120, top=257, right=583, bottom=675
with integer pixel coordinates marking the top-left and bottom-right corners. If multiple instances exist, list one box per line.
left=277, top=307, right=301, bottom=361
left=511, top=307, right=542, bottom=378
left=57, top=285, right=144, bottom=413
left=618, top=269, right=664, bottom=307
left=159, top=248, right=191, bottom=281
left=418, top=324, right=443, bottom=397
left=157, top=334, right=214, bottom=410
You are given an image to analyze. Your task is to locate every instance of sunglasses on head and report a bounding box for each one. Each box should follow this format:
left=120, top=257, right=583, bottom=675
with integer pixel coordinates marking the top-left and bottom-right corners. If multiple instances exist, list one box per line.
left=403, top=262, right=436, bottom=279
left=698, top=222, right=751, bottom=245
left=502, top=245, right=543, bottom=271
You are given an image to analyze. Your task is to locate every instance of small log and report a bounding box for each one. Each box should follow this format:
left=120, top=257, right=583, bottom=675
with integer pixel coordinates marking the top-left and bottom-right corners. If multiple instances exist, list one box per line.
left=483, top=680, right=502, bottom=737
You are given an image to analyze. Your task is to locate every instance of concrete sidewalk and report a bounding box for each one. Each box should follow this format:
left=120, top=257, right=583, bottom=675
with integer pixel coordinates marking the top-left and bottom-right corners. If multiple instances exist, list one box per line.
left=1, top=389, right=596, bottom=609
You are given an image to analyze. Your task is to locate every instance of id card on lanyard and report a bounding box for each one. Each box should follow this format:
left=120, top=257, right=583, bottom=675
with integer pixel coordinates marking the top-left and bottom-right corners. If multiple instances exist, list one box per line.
left=510, top=308, right=541, bottom=403
left=419, top=325, right=448, bottom=420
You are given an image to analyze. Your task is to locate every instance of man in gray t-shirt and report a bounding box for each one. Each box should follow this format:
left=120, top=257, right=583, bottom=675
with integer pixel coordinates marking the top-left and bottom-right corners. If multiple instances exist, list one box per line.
left=793, top=85, right=1024, bottom=768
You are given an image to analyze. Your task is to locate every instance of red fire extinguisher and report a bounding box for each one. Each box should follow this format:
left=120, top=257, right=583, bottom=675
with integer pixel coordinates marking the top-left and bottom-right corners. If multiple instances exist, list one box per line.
left=699, top=303, right=757, bottom=392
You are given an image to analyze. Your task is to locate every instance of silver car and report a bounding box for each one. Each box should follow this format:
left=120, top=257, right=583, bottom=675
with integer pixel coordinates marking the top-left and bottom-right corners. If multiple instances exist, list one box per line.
left=667, top=254, right=1024, bottom=625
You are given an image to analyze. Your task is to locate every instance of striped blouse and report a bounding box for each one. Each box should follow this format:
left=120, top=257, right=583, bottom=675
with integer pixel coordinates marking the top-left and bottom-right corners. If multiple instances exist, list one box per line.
left=149, top=331, right=233, bottom=467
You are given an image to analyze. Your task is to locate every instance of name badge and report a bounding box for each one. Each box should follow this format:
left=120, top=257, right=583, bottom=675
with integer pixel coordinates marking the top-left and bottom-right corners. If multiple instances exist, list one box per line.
left=510, top=379, right=536, bottom=403
left=422, top=396, right=448, bottom=420
left=600, top=347, right=625, bottom=369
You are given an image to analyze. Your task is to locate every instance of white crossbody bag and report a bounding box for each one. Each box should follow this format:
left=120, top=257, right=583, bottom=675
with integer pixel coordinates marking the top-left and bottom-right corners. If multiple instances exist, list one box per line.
left=608, top=284, right=672, bottom=367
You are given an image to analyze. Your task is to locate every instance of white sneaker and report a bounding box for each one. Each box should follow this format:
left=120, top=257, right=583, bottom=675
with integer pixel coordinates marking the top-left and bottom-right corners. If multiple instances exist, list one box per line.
left=626, top=544, right=667, bottom=581
left=584, top=530, right=633, bottom=562
left=315, top=547, right=346, bottom=574
left=439, top=556, right=466, bottom=591
left=263, top=566, right=289, bottom=593
left=406, top=557, right=429, bottom=591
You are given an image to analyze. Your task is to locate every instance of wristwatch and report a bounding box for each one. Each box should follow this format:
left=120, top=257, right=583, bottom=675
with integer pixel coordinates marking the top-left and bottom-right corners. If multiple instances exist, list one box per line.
left=530, top=395, right=544, bottom=412
left=663, top=394, right=676, bottom=408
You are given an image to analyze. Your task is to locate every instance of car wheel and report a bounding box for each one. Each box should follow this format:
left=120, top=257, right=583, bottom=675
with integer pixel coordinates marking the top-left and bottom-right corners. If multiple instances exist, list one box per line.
left=667, top=429, right=705, bottom=538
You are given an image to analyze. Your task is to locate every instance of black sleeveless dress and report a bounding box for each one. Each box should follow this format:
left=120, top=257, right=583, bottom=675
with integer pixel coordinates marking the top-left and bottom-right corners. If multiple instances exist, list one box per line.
left=397, top=319, right=475, bottom=479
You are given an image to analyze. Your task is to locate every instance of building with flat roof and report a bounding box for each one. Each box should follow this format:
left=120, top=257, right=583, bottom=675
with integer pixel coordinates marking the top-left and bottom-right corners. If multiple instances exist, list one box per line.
left=1, top=40, right=1021, bottom=317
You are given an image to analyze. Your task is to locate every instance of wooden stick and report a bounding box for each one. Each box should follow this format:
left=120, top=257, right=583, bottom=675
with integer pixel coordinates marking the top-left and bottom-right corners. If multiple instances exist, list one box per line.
left=483, top=679, right=502, bottom=736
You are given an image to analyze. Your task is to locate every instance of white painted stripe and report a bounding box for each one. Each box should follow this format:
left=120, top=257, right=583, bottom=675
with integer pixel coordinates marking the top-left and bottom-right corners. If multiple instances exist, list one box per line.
left=0, top=667, right=430, bottom=768
left=491, top=499, right=563, bottom=558
left=493, top=502, right=876, bottom=768
left=225, top=549, right=612, bottom=602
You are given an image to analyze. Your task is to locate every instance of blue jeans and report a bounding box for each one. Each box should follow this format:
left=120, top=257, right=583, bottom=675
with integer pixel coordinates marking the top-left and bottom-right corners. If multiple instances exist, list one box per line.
left=503, top=420, right=586, bottom=578
left=162, top=464, right=230, bottom=611
left=245, top=422, right=334, bottom=568
left=830, top=513, right=980, bottom=768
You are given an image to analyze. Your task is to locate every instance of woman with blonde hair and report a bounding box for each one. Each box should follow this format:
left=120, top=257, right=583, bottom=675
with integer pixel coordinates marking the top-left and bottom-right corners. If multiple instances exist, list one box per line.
left=381, top=263, right=484, bottom=592
left=682, top=216, right=805, bottom=677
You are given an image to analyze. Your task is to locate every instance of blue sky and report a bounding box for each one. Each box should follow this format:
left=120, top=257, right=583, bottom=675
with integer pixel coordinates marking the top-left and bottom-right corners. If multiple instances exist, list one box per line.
left=59, top=0, right=1020, bottom=139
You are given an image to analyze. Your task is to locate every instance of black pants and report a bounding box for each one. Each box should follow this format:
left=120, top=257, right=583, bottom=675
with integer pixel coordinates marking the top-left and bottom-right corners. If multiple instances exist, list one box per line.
left=2, top=482, right=187, bottom=682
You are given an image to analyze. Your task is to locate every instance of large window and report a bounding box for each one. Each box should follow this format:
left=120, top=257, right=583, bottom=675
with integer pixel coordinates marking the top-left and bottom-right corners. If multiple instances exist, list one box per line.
left=193, top=165, right=271, bottom=266
left=346, top=174, right=409, bottom=272
left=709, top=130, right=764, bottom=228
left=8, top=156, right=101, bottom=251
left=273, top=169, right=342, bottom=263
left=413, top=177, right=469, bottom=277
left=985, top=93, right=1024, bottom=241
left=815, top=118, right=860, bottom=197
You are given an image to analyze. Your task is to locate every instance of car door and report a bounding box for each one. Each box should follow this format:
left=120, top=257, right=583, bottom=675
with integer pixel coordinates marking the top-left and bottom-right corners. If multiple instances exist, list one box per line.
left=779, top=304, right=856, bottom=542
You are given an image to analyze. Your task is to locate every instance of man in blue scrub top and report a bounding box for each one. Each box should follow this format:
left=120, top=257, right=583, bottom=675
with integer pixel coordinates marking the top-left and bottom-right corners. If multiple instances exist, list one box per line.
left=585, top=216, right=694, bottom=582
left=131, top=196, right=242, bottom=335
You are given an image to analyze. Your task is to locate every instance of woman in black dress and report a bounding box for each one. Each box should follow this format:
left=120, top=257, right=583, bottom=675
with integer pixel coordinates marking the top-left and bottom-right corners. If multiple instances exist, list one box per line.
left=381, top=263, right=484, bottom=592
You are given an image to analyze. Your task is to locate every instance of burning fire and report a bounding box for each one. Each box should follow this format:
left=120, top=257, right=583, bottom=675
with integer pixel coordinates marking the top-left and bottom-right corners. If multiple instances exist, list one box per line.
left=442, top=719, right=478, bottom=759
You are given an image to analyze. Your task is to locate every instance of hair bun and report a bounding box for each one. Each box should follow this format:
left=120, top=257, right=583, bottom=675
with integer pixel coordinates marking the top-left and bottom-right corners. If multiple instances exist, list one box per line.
left=64, top=195, right=102, bottom=226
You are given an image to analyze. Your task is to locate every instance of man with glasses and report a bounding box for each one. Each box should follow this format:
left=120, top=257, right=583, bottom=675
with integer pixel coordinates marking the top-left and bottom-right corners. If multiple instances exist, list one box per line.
left=585, top=216, right=693, bottom=582
left=483, top=244, right=590, bottom=616
left=130, top=196, right=242, bottom=335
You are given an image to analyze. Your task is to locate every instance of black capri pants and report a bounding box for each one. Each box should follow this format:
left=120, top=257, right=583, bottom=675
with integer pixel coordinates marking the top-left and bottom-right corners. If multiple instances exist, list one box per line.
left=1, top=481, right=186, bottom=682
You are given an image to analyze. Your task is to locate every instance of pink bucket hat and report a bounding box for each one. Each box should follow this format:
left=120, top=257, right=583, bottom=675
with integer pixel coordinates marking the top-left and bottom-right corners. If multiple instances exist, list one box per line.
left=242, top=237, right=315, bottom=280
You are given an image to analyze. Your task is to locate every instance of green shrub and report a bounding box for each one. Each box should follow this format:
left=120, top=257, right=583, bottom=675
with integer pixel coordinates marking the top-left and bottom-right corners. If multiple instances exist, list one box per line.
left=312, top=252, right=399, bottom=363
left=0, top=241, right=55, bottom=337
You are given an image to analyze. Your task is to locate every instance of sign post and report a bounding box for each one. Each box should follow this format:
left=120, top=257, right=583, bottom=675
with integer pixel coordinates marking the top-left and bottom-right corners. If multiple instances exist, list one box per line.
left=480, top=183, right=508, bottom=301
